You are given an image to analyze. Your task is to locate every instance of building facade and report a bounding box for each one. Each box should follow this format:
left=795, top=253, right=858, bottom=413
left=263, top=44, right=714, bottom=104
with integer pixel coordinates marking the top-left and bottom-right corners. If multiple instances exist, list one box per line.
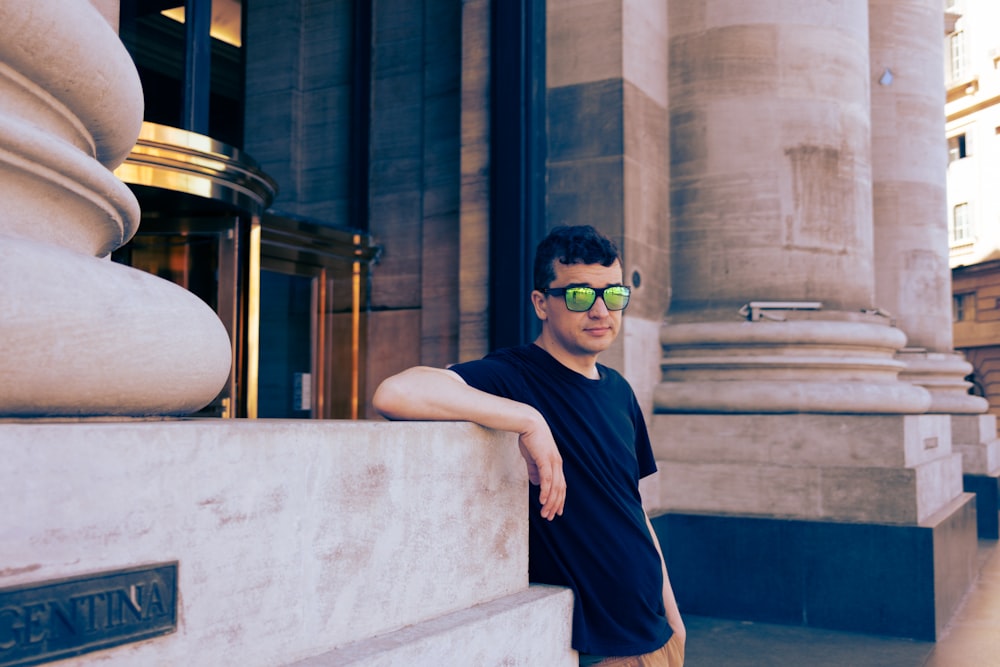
left=946, top=0, right=1000, bottom=424
left=3, top=0, right=997, bottom=653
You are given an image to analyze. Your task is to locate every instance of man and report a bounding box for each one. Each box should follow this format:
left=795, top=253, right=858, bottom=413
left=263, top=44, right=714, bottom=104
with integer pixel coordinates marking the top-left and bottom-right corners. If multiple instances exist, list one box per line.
left=373, top=225, right=685, bottom=666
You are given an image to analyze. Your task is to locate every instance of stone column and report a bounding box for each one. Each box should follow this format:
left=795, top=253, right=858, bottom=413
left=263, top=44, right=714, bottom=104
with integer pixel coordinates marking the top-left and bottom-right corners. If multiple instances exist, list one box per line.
left=0, top=0, right=232, bottom=417
left=869, top=0, right=998, bottom=537
left=660, top=0, right=927, bottom=415
left=869, top=0, right=986, bottom=414
left=649, top=0, right=976, bottom=639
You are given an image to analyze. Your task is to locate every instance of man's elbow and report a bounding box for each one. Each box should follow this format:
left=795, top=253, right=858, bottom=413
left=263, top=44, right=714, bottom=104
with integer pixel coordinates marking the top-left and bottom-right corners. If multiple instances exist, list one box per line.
left=371, top=378, right=402, bottom=419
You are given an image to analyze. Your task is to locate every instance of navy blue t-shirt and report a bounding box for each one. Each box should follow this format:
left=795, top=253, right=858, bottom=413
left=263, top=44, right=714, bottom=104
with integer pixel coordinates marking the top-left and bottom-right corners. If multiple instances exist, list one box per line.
left=450, top=344, right=671, bottom=656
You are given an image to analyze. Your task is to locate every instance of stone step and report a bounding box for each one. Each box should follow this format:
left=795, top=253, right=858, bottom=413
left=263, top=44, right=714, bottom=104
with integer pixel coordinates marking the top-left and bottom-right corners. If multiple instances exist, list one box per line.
left=286, top=586, right=576, bottom=667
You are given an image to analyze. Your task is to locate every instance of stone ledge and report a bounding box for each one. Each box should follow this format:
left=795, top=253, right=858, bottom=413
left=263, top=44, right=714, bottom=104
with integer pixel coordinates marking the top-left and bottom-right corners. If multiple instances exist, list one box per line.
left=651, top=413, right=952, bottom=468
left=0, top=420, right=530, bottom=666
left=654, top=454, right=963, bottom=525
left=289, top=586, right=576, bottom=666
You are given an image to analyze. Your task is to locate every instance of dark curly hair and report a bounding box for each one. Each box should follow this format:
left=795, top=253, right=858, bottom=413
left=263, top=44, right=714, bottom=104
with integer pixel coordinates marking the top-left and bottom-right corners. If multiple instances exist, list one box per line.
left=532, top=225, right=621, bottom=291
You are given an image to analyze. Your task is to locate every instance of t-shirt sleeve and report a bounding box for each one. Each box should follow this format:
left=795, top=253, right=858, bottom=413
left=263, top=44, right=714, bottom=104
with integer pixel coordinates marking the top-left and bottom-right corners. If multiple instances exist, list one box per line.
left=449, top=357, right=517, bottom=399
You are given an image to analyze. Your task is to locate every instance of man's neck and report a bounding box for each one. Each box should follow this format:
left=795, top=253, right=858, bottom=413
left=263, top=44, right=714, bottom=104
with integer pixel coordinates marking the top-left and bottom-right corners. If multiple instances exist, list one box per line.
left=532, top=337, right=601, bottom=380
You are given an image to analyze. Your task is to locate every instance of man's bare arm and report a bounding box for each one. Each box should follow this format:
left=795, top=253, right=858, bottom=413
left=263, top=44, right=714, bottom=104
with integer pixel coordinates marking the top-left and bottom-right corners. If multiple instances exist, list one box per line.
left=373, top=366, right=566, bottom=520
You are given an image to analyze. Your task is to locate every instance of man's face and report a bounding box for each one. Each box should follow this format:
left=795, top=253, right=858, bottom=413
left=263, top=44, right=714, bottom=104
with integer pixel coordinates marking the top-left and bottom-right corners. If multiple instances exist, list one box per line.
left=531, top=259, right=625, bottom=359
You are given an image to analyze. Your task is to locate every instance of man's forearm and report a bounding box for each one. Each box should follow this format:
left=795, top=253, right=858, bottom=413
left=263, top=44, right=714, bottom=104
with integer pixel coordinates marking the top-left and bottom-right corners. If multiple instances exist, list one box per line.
left=373, top=366, right=541, bottom=432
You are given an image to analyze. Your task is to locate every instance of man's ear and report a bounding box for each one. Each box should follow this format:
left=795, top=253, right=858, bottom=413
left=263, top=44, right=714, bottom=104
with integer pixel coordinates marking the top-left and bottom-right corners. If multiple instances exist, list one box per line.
left=531, top=290, right=548, bottom=321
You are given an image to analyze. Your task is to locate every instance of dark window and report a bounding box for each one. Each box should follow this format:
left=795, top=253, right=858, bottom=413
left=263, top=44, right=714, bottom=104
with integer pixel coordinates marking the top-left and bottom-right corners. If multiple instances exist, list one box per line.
left=954, top=293, right=974, bottom=322
left=948, top=133, right=969, bottom=162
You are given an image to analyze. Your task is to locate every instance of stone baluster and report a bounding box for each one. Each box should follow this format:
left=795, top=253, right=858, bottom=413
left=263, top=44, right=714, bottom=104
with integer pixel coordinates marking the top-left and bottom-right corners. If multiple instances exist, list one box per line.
left=0, top=0, right=232, bottom=417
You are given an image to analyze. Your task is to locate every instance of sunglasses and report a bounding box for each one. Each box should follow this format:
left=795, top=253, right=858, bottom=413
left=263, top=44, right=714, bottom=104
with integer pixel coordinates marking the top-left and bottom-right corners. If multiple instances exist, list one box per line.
left=542, top=285, right=631, bottom=312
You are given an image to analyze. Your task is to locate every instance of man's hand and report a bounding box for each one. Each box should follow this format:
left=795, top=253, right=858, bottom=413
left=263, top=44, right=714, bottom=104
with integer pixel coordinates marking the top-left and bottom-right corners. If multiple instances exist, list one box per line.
left=517, top=418, right=566, bottom=520
left=373, top=366, right=567, bottom=520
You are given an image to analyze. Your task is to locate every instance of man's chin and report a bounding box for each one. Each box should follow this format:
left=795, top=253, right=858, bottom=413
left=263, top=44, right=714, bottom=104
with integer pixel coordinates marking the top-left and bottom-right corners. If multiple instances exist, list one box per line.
left=582, top=334, right=617, bottom=353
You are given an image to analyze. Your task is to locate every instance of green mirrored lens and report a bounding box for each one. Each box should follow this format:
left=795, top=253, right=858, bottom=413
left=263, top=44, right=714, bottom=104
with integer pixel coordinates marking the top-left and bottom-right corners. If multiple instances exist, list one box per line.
left=565, top=287, right=597, bottom=311
left=604, top=286, right=630, bottom=310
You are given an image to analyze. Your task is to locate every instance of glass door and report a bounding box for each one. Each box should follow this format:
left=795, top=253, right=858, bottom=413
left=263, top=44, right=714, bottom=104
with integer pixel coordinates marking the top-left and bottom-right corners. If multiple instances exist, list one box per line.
left=257, top=269, right=321, bottom=418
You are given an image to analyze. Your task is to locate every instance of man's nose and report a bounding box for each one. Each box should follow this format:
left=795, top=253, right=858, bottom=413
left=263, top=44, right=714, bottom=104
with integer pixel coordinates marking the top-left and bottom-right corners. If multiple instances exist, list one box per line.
left=589, top=296, right=611, bottom=316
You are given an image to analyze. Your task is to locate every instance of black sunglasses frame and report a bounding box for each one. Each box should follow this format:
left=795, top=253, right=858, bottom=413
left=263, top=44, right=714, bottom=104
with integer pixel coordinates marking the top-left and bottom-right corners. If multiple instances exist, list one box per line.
left=541, top=285, right=631, bottom=312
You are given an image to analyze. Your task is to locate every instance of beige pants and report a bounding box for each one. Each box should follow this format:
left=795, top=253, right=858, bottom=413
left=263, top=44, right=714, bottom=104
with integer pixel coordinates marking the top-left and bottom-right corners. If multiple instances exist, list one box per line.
left=592, top=634, right=685, bottom=667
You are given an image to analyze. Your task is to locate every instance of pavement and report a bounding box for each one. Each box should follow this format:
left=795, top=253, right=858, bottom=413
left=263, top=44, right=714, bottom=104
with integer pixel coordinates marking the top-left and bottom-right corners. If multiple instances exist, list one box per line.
left=683, top=541, right=1000, bottom=667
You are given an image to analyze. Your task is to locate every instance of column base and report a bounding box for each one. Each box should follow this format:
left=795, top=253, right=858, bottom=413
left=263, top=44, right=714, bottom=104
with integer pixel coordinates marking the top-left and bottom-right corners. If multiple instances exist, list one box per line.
left=897, top=350, right=989, bottom=414
left=651, top=493, right=978, bottom=641
left=657, top=320, right=931, bottom=414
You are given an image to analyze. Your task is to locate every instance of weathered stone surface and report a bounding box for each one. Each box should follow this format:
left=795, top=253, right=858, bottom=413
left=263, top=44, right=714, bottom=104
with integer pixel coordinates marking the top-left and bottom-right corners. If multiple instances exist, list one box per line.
left=651, top=414, right=963, bottom=524
left=0, top=238, right=232, bottom=416
left=0, top=421, right=553, bottom=666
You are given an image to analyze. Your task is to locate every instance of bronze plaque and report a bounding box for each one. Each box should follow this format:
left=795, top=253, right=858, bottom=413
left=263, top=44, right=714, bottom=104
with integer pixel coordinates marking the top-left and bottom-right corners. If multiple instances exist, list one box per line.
left=0, top=562, right=177, bottom=666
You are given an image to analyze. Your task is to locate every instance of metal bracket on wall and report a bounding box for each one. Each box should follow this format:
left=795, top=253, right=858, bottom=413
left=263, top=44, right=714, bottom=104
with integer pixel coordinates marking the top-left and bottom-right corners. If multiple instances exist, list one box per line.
left=739, top=301, right=823, bottom=322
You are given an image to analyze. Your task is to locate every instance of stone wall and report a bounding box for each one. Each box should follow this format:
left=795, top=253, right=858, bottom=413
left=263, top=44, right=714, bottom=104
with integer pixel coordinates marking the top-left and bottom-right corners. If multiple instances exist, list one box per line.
left=0, top=421, right=574, bottom=666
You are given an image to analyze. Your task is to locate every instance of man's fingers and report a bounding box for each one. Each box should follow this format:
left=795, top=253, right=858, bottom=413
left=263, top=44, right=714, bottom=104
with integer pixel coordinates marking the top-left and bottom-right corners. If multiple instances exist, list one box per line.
left=536, top=458, right=566, bottom=521
left=518, top=431, right=565, bottom=520
left=537, top=458, right=551, bottom=505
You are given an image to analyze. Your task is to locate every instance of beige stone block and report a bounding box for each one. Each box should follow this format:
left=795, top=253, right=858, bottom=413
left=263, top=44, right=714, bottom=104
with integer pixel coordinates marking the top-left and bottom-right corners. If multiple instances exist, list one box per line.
left=653, top=414, right=951, bottom=469
left=547, top=0, right=622, bottom=88
left=655, top=455, right=963, bottom=525
left=656, top=461, right=823, bottom=518
left=651, top=414, right=965, bottom=523
left=0, top=421, right=533, bottom=666
left=951, top=413, right=997, bottom=446
left=623, top=0, right=667, bottom=106
left=819, top=466, right=918, bottom=523
left=817, top=455, right=962, bottom=525
left=666, top=0, right=706, bottom=36
left=952, top=414, right=1000, bottom=474
left=623, top=82, right=668, bottom=172
left=915, top=454, right=965, bottom=522
left=639, top=468, right=662, bottom=513
left=623, top=315, right=662, bottom=418
left=622, top=227, right=670, bottom=323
